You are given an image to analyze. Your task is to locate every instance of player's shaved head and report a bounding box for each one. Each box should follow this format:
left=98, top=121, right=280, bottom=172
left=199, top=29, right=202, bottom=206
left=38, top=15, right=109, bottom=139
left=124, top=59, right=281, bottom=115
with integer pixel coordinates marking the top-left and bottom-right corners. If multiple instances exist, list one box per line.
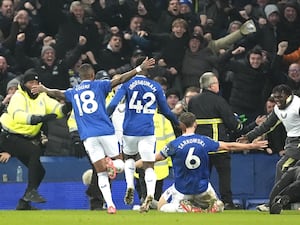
left=78, top=63, right=95, bottom=80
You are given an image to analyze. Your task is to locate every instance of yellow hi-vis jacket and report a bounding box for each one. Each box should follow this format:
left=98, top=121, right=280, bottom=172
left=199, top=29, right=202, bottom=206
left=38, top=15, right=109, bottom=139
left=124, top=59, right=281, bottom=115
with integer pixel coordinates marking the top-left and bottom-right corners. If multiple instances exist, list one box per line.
left=196, top=118, right=228, bottom=154
left=135, top=112, right=176, bottom=180
left=0, top=85, right=65, bottom=137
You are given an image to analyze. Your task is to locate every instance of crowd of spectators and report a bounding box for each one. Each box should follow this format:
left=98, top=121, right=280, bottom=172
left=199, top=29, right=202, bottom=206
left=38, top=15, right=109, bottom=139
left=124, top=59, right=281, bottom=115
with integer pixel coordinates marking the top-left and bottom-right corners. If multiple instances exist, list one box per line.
left=1, top=0, right=300, bottom=155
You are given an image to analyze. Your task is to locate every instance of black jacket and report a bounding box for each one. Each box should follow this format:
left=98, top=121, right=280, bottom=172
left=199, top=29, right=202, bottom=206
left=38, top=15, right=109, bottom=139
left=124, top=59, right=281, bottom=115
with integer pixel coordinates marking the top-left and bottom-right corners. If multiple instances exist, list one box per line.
left=188, top=89, right=241, bottom=141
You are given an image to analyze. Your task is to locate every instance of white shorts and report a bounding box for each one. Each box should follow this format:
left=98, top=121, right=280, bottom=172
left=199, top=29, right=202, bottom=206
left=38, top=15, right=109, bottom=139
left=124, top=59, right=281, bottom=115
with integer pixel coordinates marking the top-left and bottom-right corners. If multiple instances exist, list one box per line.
left=161, top=183, right=184, bottom=204
left=83, top=135, right=120, bottom=163
left=123, top=135, right=156, bottom=162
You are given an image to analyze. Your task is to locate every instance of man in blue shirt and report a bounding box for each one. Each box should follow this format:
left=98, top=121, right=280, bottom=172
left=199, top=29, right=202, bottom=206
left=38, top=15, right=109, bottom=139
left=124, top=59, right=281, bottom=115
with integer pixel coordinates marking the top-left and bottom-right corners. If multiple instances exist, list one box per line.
left=107, top=57, right=183, bottom=213
left=31, top=57, right=155, bottom=214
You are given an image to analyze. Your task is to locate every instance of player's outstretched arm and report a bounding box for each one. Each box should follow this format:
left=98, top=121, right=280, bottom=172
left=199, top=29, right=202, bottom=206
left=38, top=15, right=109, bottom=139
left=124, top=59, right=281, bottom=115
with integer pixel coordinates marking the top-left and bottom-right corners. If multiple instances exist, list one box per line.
left=31, top=83, right=66, bottom=101
left=110, top=57, right=155, bottom=88
left=218, top=140, right=268, bottom=152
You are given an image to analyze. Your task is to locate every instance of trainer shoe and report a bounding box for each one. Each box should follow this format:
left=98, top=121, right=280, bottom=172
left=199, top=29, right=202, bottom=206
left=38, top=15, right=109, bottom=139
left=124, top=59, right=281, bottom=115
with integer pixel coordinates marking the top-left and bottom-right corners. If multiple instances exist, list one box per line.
left=270, top=195, right=290, bottom=214
left=124, top=187, right=134, bottom=205
left=105, top=157, right=117, bottom=179
left=256, top=203, right=269, bottom=212
left=140, top=195, right=153, bottom=213
left=107, top=206, right=117, bottom=214
left=16, top=199, right=40, bottom=210
left=179, top=200, right=204, bottom=213
left=23, top=189, right=46, bottom=203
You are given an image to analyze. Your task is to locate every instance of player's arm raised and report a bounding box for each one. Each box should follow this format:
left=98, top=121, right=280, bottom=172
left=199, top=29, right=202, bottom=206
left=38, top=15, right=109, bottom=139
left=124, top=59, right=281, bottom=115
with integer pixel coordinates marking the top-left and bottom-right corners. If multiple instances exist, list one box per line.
left=110, top=57, right=155, bottom=88
left=31, top=83, right=66, bottom=101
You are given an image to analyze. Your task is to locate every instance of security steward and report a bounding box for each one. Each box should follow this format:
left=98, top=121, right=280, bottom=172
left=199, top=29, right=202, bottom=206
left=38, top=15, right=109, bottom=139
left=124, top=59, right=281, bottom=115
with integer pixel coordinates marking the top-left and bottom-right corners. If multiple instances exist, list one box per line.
left=188, top=72, right=243, bottom=210
left=0, top=69, right=68, bottom=210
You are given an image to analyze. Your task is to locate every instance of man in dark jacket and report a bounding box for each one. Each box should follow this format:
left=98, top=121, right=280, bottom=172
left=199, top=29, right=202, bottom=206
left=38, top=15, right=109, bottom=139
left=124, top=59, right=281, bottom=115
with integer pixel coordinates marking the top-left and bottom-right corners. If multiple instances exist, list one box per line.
left=188, top=72, right=243, bottom=210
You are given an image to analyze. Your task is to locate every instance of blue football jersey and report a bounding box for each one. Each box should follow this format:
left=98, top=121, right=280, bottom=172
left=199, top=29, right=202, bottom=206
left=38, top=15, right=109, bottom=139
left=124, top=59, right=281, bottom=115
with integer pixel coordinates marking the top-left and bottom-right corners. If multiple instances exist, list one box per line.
left=107, top=75, right=178, bottom=136
left=161, top=134, right=219, bottom=195
left=64, top=80, right=115, bottom=140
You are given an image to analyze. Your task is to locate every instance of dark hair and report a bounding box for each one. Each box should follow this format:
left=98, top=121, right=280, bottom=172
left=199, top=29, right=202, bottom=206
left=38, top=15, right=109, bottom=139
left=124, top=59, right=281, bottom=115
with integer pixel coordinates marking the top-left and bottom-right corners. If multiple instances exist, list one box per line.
left=272, top=84, right=293, bottom=96
left=179, top=112, right=196, bottom=128
left=247, top=46, right=263, bottom=58
left=165, top=88, right=180, bottom=99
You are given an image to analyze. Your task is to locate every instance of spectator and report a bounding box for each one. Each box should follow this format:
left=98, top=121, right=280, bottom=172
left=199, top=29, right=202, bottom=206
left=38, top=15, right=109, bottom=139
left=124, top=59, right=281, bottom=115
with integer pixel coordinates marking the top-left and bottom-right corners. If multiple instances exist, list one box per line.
left=273, top=41, right=300, bottom=95
left=262, top=96, right=286, bottom=156
left=179, top=0, right=198, bottom=32
left=238, top=84, right=300, bottom=186
left=110, top=48, right=146, bottom=76
left=278, top=1, right=300, bottom=54
left=55, top=1, right=100, bottom=59
left=94, top=33, right=128, bottom=76
left=218, top=45, right=272, bottom=123
left=123, top=15, right=151, bottom=55
left=172, top=86, right=200, bottom=116
left=0, top=0, right=14, bottom=41
left=15, top=33, right=86, bottom=89
left=165, top=88, right=181, bottom=110
left=0, top=55, right=16, bottom=97
left=136, top=0, right=160, bottom=33
left=155, top=0, right=180, bottom=33
left=2, top=9, right=43, bottom=57
left=181, top=32, right=217, bottom=91
left=0, top=76, right=20, bottom=114
left=256, top=4, right=281, bottom=57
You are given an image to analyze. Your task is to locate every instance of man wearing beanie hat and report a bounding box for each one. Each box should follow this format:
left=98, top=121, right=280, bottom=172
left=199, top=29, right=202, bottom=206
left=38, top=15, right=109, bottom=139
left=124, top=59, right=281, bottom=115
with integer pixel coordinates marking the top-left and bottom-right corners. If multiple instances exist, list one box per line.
left=0, top=77, right=21, bottom=115
left=255, top=4, right=281, bottom=55
left=0, top=66, right=70, bottom=210
left=280, top=1, right=300, bottom=54
left=264, top=4, right=280, bottom=19
left=179, top=0, right=192, bottom=10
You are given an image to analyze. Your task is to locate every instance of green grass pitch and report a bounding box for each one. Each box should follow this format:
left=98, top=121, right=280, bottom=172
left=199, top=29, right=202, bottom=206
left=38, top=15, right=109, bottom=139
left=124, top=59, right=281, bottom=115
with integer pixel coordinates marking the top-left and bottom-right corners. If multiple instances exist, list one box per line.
left=0, top=210, right=299, bottom=225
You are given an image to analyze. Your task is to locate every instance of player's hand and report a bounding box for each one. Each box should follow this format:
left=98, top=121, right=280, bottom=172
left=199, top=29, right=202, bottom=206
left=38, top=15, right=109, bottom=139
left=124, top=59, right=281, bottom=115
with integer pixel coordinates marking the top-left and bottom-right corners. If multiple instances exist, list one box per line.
left=140, top=57, right=155, bottom=70
left=31, top=83, right=47, bottom=95
left=251, top=140, right=268, bottom=150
